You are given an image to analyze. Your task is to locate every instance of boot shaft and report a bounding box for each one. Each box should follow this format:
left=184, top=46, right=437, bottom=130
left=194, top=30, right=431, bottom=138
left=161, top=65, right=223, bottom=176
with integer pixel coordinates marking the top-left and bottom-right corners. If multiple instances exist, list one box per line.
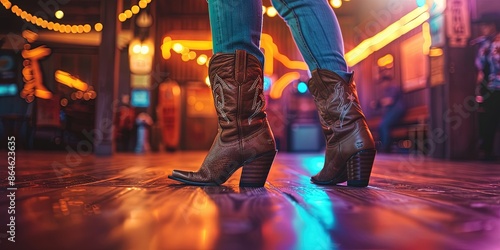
left=307, top=69, right=365, bottom=127
left=209, top=50, right=268, bottom=142
left=308, top=69, right=371, bottom=144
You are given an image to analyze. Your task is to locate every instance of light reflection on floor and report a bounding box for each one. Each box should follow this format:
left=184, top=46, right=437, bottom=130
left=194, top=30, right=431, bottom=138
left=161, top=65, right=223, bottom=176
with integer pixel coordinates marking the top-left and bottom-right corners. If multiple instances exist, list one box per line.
left=0, top=151, right=499, bottom=250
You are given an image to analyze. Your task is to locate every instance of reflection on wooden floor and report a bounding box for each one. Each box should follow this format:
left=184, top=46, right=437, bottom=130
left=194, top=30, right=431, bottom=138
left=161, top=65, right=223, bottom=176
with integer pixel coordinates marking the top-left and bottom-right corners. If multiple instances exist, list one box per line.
left=1, top=151, right=499, bottom=250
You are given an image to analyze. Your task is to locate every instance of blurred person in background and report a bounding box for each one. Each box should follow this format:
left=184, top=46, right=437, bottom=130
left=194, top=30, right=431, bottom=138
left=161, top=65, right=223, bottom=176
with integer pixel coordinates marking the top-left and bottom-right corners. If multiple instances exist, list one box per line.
left=472, top=12, right=500, bottom=161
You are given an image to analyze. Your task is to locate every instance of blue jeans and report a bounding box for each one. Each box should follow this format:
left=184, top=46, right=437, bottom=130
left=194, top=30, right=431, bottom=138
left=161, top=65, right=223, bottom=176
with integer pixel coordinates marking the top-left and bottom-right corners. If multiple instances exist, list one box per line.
left=208, top=0, right=350, bottom=80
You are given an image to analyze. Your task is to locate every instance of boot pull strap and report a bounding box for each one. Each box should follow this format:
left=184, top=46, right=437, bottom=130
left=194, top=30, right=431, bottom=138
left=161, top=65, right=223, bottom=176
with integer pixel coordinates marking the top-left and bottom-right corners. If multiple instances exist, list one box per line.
left=235, top=50, right=247, bottom=84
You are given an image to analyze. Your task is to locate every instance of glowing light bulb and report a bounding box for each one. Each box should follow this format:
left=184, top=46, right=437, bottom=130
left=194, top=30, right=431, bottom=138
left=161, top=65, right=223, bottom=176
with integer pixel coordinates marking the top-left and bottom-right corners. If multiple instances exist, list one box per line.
left=55, top=10, right=64, bottom=19
left=266, top=7, right=278, bottom=17
left=125, top=10, right=132, bottom=18
left=119, top=13, right=127, bottom=22
left=197, top=54, right=208, bottom=65
left=330, top=0, right=342, bottom=8
left=140, top=45, right=149, bottom=54
left=132, top=44, right=141, bottom=54
left=188, top=51, right=196, bottom=60
left=205, top=76, right=210, bottom=86
left=131, top=5, right=140, bottom=14
left=172, top=43, right=183, bottom=53
left=94, top=23, right=103, bottom=32
left=83, top=24, right=91, bottom=33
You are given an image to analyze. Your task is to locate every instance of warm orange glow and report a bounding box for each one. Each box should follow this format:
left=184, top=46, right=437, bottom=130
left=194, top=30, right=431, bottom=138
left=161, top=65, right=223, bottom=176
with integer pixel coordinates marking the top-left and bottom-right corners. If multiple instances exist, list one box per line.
left=377, top=54, right=394, bottom=68
left=330, top=0, right=342, bottom=8
left=345, top=6, right=429, bottom=66
left=3, top=0, right=152, bottom=34
left=205, top=76, right=210, bottom=86
left=188, top=51, right=196, bottom=60
left=1, top=0, right=11, bottom=9
left=172, top=43, right=184, bottom=53
left=2, top=1, right=102, bottom=33
left=55, top=70, right=89, bottom=91
left=266, top=7, right=278, bottom=17
left=116, top=1, right=152, bottom=25
left=83, top=24, right=91, bottom=33
left=141, top=45, right=150, bottom=55
left=21, top=31, right=53, bottom=102
left=131, top=5, right=140, bottom=14
left=270, top=72, right=301, bottom=99
left=197, top=54, right=208, bottom=65
left=125, top=10, right=133, bottom=18
left=132, top=44, right=141, bottom=54
left=260, top=33, right=308, bottom=75
left=429, top=48, right=443, bottom=57
left=161, top=5, right=430, bottom=99
left=119, top=13, right=127, bottom=22
left=94, top=23, right=103, bottom=32
left=129, top=38, right=155, bottom=74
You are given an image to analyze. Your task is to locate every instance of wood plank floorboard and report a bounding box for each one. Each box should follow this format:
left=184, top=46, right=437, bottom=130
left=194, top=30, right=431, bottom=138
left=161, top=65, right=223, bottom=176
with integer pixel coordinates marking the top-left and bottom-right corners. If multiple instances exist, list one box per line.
left=0, top=151, right=499, bottom=250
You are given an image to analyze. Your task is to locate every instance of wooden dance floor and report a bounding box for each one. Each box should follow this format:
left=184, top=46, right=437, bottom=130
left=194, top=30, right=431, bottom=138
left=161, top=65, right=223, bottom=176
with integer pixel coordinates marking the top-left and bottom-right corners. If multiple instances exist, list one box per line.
left=1, top=151, right=499, bottom=250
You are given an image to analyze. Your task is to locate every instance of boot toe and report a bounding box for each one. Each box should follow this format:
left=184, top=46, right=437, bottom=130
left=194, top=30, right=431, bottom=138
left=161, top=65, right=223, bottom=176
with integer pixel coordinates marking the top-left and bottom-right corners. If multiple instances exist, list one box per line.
left=168, top=170, right=219, bottom=186
left=310, top=172, right=348, bottom=185
left=170, top=170, right=192, bottom=180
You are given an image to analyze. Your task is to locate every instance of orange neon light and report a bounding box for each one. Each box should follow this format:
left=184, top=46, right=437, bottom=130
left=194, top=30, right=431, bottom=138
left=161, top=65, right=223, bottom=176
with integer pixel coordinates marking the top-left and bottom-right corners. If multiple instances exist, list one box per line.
left=161, top=34, right=308, bottom=75
left=270, top=72, right=301, bottom=99
left=345, top=5, right=430, bottom=67
left=20, top=30, right=52, bottom=102
left=55, top=70, right=89, bottom=91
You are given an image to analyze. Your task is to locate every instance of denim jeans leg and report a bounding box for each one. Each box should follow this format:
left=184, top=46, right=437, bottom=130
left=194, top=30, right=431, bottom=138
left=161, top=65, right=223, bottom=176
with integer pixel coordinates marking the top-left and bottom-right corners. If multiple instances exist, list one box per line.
left=208, top=0, right=264, bottom=65
left=271, top=0, right=350, bottom=80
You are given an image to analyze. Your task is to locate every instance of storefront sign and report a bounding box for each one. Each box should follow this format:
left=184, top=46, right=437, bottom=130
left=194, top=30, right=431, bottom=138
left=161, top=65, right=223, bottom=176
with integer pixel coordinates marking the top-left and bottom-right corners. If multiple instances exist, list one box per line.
left=446, top=0, right=470, bottom=47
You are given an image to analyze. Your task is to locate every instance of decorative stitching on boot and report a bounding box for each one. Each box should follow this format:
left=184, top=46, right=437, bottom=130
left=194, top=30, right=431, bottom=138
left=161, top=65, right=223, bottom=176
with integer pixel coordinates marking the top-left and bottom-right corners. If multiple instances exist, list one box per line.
left=213, top=74, right=232, bottom=124
left=248, top=77, right=264, bottom=125
left=331, top=82, right=359, bottom=128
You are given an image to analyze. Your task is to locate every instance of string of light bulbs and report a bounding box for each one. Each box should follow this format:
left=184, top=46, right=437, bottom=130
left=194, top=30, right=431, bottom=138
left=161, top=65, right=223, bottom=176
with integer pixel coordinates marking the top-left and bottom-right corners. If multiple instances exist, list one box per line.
left=0, top=0, right=152, bottom=34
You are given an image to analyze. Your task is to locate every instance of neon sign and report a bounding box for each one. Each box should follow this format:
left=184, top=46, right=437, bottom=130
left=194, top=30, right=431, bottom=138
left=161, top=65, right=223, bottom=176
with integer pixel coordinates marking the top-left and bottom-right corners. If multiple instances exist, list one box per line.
left=20, top=30, right=52, bottom=102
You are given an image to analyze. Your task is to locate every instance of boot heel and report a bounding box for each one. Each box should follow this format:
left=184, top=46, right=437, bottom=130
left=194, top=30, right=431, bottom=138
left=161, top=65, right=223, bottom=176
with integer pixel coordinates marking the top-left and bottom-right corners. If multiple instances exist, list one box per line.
left=240, top=151, right=277, bottom=187
left=347, top=149, right=376, bottom=187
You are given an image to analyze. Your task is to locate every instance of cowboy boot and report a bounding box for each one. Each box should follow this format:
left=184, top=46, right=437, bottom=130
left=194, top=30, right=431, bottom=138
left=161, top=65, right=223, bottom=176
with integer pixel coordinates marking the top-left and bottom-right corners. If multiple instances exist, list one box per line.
left=168, top=50, right=277, bottom=187
left=308, top=69, right=376, bottom=187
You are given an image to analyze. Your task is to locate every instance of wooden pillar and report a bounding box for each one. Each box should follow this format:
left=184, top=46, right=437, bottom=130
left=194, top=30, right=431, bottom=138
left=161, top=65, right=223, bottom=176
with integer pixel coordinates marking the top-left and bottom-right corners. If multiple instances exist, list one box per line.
left=428, top=0, right=476, bottom=160
left=94, top=0, right=119, bottom=155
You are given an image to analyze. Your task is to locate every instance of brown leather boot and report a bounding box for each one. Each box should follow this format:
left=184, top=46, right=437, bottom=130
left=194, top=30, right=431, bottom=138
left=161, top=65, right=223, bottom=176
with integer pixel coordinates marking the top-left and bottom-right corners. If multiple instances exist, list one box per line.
left=307, top=69, right=376, bottom=187
left=168, top=50, right=277, bottom=187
